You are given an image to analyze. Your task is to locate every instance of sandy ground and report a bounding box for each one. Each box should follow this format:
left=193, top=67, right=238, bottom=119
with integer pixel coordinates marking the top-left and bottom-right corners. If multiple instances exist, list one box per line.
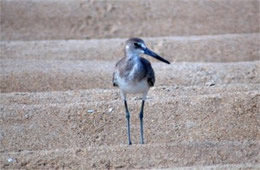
left=1, top=33, right=259, bottom=62
left=1, top=142, right=259, bottom=169
left=0, top=0, right=260, bottom=169
left=1, top=0, right=259, bottom=41
left=1, top=60, right=259, bottom=92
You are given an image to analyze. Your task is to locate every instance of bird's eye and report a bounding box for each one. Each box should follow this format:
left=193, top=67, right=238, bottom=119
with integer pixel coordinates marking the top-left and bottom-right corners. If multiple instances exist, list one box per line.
left=134, top=43, right=141, bottom=48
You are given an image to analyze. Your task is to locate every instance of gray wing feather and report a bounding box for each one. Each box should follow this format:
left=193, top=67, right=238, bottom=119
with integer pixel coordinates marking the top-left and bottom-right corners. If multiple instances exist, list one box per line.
left=140, top=58, right=155, bottom=87
left=112, top=71, right=118, bottom=87
left=112, top=58, right=125, bottom=87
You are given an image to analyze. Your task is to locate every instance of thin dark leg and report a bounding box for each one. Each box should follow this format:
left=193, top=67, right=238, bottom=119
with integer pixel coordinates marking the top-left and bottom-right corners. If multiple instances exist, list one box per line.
left=139, top=100, right=145, bottom=144
left=124, top=100, right=132, bottom=145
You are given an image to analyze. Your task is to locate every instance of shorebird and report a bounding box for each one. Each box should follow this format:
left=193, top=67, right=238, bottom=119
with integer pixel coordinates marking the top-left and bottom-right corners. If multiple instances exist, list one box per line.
left=113, top=38, right=170, bottom=145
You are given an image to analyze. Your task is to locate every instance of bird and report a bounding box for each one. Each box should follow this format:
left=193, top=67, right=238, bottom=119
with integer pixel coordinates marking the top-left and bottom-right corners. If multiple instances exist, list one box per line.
left=112, top=38, right=170, bottom=145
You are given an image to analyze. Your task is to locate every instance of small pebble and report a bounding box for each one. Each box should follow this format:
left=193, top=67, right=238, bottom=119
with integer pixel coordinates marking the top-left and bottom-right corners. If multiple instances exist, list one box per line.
left=206, top=81, right=215, bottom=86
left=24, top=114, right=30, bottom=119
left=8, top=158, right=16, bottom=163
left=87, top=109, right=94, bottom=113
left=134, top=97, right=140, bottom=100
left=108, top=108, right=113, bottom=113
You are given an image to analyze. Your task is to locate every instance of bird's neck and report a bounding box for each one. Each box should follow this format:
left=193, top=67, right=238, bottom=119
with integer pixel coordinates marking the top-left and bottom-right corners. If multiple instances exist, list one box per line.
left=125, top=50, right=141, bottom=61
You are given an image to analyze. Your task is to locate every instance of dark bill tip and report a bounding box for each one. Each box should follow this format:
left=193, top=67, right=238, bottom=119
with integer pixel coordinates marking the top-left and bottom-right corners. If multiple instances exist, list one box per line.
left=144, top=48, right=170, bottom=64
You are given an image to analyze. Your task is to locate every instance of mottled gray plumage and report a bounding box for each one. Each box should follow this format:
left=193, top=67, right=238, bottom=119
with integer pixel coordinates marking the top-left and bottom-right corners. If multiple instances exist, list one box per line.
left=113, top=56, right=155, bottom=87
left=112, top=37, right=170, bottom=145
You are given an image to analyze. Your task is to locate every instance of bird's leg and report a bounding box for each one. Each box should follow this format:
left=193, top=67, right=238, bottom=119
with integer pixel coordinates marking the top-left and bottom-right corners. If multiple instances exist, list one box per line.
left=139, top=100, right=145, bottom=144
left=124, top=100, right=132, bottom=145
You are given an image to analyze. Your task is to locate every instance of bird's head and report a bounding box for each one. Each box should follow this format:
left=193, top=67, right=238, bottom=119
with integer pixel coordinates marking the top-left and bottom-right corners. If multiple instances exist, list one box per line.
left=125, top=38, right=170, bottom=64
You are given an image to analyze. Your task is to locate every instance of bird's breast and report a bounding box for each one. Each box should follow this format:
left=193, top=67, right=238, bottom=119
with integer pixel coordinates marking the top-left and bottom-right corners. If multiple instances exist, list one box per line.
left=116, top=75, right=149, bottom=94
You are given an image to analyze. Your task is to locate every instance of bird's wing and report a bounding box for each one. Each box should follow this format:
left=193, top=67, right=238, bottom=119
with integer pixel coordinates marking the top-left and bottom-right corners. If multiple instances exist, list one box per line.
left=147, top=66, right=155, bottom=87
left=112, top=71, right=118, bottom=87
left=140, top=58, right=155, bottom=87
left=112, top=58, right=125, bottom=87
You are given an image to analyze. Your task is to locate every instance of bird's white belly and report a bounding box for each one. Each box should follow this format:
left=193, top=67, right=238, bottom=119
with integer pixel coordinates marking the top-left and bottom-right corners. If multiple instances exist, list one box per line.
left=118, top=78, right=149, bottom=94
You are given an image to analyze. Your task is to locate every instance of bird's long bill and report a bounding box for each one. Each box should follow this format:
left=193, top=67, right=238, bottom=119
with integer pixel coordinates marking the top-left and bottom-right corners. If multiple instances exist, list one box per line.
left=144, top=48, right=170, bottom=64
